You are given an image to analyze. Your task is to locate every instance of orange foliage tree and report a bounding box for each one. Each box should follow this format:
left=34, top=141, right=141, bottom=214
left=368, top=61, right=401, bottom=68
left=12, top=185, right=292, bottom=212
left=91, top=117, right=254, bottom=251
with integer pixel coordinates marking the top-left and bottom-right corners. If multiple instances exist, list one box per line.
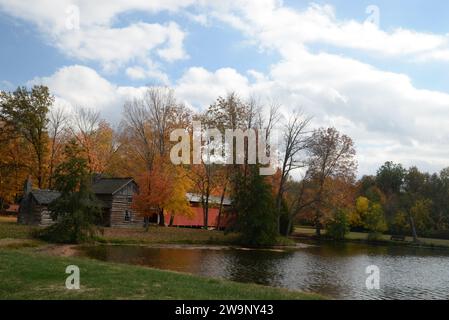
left=132, top=157, right=193, bottom=229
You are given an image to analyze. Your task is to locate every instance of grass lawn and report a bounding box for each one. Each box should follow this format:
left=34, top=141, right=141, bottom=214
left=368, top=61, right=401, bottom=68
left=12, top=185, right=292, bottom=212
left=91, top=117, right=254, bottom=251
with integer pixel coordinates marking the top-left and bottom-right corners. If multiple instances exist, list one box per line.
left=294, top=226, right=449, bottom=248
left=98, top=225, right=240, bottom=245
left=0, top=249, right=323, bottom=300
left=0, top=216, right=36, bottom=240
left=0, top=216, right=239, bottom=245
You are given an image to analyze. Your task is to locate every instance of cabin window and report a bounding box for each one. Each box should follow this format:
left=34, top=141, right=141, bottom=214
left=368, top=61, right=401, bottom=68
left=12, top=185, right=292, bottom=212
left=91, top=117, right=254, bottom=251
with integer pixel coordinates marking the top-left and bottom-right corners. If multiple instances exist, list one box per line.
left=127, top=197, right=133, bottom=203
left=124, top=210, right=131, bottom=222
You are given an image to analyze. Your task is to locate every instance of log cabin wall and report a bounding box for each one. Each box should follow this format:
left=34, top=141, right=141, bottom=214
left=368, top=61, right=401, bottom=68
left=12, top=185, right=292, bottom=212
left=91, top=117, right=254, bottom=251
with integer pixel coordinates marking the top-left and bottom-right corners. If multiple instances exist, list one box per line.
left=18, top=195, right=43, bottom=226
left=40, top=208, right=54, bottom=226
left=109, top=182, right=143, bottom=227
left=95, top=194, right=113, bottom=227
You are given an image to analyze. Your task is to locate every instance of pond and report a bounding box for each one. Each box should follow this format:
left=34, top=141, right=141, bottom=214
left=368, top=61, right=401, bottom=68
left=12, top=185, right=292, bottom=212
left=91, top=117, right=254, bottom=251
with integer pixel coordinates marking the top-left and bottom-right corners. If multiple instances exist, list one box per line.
left=77, top=242, right=449, bottom=300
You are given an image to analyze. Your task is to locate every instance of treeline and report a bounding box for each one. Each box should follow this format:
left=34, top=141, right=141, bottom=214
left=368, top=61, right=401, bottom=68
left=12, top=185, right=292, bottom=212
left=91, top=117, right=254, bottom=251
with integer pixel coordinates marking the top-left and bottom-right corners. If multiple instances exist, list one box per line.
left=1, top=85, right=447, bottom=244
left=352, top=162, right=449, bottom=240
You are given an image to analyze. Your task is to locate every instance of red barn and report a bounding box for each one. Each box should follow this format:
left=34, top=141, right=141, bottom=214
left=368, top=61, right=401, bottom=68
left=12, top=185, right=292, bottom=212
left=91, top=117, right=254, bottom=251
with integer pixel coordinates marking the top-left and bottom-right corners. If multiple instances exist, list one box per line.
left=163, top=193, right=233, bottom=229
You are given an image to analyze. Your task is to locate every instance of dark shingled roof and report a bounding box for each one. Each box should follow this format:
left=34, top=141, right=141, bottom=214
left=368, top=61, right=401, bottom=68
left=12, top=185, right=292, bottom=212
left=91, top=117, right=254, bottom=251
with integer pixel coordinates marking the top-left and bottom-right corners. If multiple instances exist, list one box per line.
left=31, top=190, right=61, bottom=205
left=91, top=178, right=135, bottom=195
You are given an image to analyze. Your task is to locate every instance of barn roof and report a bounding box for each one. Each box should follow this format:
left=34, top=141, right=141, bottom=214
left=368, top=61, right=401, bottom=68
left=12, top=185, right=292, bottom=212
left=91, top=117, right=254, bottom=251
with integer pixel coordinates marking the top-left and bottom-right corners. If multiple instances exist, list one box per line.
left=31, top=190, right=61, bottom=205
left=91, top=178, right=135, bottom=195
left=186, top=193, right=232, bottom=206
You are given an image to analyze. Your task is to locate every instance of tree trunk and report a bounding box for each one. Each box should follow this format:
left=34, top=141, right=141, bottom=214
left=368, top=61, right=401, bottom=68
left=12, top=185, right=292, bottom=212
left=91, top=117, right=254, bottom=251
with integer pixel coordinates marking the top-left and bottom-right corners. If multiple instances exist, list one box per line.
left=314, top=212, right=322, bottom=237
left=409, top=215, right=418, bottom=242
left=37, top=152, right=43, bottom=189
left=217, top=184, right=227, bottom=229
left=144, top=216, right=149, bottom=232
left=203, top=194, right=209, bottom=229
left=169, top=214, right=175, bottom=227
left=276, top=193, right=283, bottom=235
left=204, top=203, right=209, bottom=229
left=158, top=208, right=165, bottom=226
left=315, top=224, right=321, bottom=237
left=314, top=185, right=324, bottom=237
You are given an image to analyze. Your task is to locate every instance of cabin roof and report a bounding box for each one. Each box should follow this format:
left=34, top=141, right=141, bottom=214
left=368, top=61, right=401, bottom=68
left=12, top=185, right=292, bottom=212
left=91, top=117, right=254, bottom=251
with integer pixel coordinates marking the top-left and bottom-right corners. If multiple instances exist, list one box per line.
left=31, top=190, right=61, bottom=205
left=91, top=178, right=135, bottom=195
left=186, top=193, right=232, bottom=206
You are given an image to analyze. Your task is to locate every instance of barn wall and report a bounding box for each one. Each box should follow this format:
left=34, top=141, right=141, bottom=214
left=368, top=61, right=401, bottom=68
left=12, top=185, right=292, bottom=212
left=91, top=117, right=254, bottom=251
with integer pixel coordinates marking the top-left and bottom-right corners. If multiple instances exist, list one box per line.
left=164, top=205, right=233, bottom=228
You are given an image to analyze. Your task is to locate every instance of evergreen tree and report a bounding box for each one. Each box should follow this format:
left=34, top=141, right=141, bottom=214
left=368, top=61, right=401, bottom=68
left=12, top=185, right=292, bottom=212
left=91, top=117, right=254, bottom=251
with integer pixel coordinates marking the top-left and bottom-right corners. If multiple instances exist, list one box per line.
left=231, top=166, right=278, bottom=246
left=37, top=140, right=102, bottom=243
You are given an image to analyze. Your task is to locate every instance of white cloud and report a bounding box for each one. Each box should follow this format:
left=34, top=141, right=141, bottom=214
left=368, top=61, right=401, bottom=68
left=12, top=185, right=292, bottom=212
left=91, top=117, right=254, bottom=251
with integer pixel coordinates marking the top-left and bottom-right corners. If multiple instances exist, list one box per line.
left=175, top=67, right=252, bottom=108
left=28, top=65, right=146, bottom=124
left=125, top=64, right=170, bottom=84
left=202, top=1, right=449, bottom=62
left=0, top=0, right=190, bottom=77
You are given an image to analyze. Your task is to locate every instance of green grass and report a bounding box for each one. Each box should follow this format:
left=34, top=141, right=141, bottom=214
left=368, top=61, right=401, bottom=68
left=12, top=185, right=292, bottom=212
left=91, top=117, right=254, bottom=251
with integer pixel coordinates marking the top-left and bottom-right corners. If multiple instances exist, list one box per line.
left=294, top=226, right=449, bottom=249
left=98, top=225, right=295, bottom=247
left=0, top=249, right=323, bottom=300
left=0, top=216, right=37, bottom=240
left=98, top=225, right=240, bottom=245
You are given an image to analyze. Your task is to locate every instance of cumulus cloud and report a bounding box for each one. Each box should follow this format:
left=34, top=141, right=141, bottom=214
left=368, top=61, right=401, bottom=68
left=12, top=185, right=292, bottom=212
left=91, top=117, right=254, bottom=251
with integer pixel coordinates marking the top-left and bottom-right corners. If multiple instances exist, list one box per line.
left=202, top=1, right=449, bottom=61
left=175, top=67, right=252, bottom=108
left=0, top=0, right=190, bottom=78
left=28, top=65, right=146, bottom=124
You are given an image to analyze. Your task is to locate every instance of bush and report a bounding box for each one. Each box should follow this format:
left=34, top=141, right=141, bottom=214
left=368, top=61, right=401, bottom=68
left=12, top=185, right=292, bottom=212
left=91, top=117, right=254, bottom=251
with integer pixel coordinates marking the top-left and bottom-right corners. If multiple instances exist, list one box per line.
left=363, top=203, right=387, bottom=234
left=326, top=209, right=350, bottom=240
left=34, top=207, right=101, bottom=244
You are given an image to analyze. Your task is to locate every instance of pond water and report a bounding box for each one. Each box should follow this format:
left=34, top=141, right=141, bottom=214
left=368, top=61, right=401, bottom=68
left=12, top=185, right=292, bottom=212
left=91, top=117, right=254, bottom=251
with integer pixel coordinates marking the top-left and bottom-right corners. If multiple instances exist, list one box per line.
left=77, top=242, right=449, bottom=300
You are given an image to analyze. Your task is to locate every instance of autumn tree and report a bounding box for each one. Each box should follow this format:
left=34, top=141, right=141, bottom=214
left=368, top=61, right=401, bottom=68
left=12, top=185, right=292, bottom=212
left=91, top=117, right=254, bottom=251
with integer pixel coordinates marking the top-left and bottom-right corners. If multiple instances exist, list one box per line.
left=0, top=122, right=33, bottom=207
left=122, top=87, right=191, bottom=225
left=276, top=111, right=311, bottom=234
left=48, top=105, right=68, bottom=189
left=0, top=85, right=53, bottom=188
left=70, top=107, right=118, bottom=174
left=307, top=127, right=357, bottom=236
left=132, top=157, right=193, bottom=230
left=191, top=93, right=254, bottom=227
left=353, top=196, right=387, bottom=238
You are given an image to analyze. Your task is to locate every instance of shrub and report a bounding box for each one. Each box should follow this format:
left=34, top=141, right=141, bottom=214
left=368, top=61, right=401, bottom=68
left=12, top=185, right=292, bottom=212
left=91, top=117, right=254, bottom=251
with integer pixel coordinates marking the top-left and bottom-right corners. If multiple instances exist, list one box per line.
left=326, top=209, right=350, bottom=240
left=363, top=203, right=388, bottom=234
left=34, top=200, right=99, bottom=243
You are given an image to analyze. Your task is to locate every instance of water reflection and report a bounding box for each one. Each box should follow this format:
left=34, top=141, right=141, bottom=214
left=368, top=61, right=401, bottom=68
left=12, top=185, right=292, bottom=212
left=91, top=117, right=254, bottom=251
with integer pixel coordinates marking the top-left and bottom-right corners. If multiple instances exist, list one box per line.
left=78, top=242, right=449, bottom=300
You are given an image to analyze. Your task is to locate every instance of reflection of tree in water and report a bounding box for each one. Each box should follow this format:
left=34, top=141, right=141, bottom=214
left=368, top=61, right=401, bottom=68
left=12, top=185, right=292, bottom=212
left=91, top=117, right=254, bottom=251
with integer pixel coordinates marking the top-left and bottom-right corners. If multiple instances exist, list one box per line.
left=224, top=249, right=293, bottom=286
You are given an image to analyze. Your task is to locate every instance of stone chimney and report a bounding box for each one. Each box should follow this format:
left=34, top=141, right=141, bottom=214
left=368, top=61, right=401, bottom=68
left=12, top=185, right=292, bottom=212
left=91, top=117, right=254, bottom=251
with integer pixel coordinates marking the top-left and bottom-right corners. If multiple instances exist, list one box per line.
left=23, top=176, right=32, bottom=196
left=92, top=173, right=103, bottom=185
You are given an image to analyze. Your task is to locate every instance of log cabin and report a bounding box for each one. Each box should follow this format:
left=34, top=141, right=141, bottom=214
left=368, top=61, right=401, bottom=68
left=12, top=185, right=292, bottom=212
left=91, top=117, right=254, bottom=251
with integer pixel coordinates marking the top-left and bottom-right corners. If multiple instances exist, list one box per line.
left=18, top=177, right=141, bottom=227
left=18, top=177, right=233, bottom=229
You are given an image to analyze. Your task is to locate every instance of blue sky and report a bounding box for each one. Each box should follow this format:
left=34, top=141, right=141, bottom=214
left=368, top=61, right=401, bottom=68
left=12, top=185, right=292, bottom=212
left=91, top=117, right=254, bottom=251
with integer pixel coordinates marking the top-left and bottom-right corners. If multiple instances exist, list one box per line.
left=2, top=0, right=448, bottom=91
left=1, top=0, right=449, bottom=175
